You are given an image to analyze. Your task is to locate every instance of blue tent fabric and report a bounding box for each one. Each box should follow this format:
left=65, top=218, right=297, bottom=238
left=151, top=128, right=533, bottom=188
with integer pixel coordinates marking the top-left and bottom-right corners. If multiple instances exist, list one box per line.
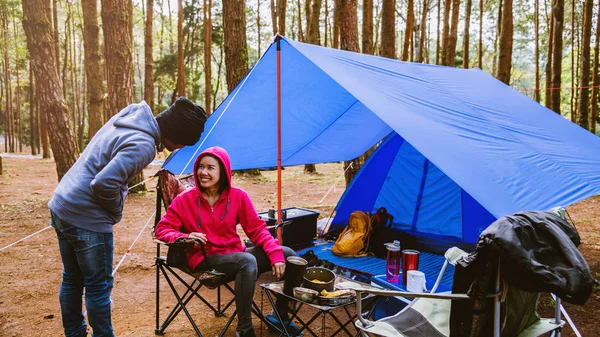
left=163, top=36, right=600, bottom=244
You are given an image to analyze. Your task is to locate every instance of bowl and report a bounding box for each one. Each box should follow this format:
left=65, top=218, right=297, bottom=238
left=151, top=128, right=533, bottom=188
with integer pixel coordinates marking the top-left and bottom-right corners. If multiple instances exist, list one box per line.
left=303, top=267, right=335, bottom=292
left=293, top=287, right=318, bottom=303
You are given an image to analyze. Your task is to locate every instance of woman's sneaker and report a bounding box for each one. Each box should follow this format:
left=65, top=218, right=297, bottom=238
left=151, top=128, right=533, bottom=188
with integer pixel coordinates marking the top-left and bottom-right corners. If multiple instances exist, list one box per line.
left=265, top=314, right=304, bottom=336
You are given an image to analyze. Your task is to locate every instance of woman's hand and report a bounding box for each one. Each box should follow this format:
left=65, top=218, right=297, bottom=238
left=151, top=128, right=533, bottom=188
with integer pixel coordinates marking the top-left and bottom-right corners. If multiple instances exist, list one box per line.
left=272, top=262, right=286, bottom=281
left=188, top=232, right=207, bottom=245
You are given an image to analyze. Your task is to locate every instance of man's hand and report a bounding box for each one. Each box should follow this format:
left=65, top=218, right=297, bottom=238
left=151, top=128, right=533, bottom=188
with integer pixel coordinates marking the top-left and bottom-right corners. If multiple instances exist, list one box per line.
left=272, top=262, right=285, bottom=281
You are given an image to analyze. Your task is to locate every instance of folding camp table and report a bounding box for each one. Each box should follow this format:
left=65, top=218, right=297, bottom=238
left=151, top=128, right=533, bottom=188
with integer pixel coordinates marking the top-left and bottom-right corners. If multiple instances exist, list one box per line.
left=261, top=275, right=379, bottom=337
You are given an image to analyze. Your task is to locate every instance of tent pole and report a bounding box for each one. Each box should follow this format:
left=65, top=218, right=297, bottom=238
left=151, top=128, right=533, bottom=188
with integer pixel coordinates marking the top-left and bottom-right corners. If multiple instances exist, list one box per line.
left=276, top=35, right=283, bottom=245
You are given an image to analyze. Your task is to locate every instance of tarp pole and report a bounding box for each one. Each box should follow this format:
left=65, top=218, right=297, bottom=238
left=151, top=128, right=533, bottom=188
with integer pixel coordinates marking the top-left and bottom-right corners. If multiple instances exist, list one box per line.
left=276, top=35, right=283, bottom=245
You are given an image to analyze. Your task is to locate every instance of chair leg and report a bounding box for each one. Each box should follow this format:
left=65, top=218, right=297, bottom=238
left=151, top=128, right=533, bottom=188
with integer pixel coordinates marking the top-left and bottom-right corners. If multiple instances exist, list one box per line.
left=157, top=263, right=204, bottom=336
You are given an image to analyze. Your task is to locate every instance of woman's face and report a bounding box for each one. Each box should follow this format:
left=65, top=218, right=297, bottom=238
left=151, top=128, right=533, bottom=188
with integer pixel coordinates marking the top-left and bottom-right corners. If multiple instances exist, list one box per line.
left=197, top=155, right=221, bottom=191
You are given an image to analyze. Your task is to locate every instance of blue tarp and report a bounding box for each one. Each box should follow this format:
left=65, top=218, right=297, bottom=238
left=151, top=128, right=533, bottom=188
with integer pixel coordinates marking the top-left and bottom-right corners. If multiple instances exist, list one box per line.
left=164, top=36, right=600, bottom=244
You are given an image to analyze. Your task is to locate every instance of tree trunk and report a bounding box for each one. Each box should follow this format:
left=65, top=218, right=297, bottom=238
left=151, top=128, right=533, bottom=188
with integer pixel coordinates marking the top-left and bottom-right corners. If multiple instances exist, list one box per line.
left=339, top=0, right=362, bottom=185
left=402, top=0, right=414, bottom=61
left=381, top=0, right=395, bottom=58
left=534, top=0, right=540, bottom=102
left=441, top=0, right=451, bottom=65
left=362, top=0, right=374, bottom=54
left=496, top=0, right=512, bottom=85
left=271, top=0, right=278, bottom=35
left=257, top=0, right=262, bottom=56
left=324, top=0, right=329, bottom=46
left=333, top=0, right=341, bottom=48
left=101, top=0, right=134, bottom=115
left=550, top=0, right=564, bottom=115
left=303, top=0, right=322, bottom=174
left=12, top=16, right=22, bottom=152
left=223, top=0, right=249, bottom=93
left=576, top=0, right=593, bottom=130
left=29, top=59, right=37, bottom=156
left=22, top=0, right=79, bottom=180
left=53, top=0, right=60, bottom=81
left=278, top=0, right=287, bottom=35
left=445, top=0, right=461, bottom=66
left=37, top=78, right=50, bottom=158
left=492, top=0, right=503, bottom=75
left=570, top=0, right=576, bottom=121
left=144, top=0, right=154, bottom=112
left=2, top=6, right=14, bottom=153
left=462, top=0, right=472, bottom=68
left=81, top=0, right=104, bottom=139
left=478, top=0, right=483, bottom=68
left=545, top=5, right=554, bottom=109
left=417, top=0, right=428, bottom=63
left=298, top=0, right=305, bottom=41
left=590, top=0, right=600, bottom=134
left=176, top=0, right=185, bottom=97
left=307, top=0, right=322, bottom=45
left=204, top=0, right=212, bottom=113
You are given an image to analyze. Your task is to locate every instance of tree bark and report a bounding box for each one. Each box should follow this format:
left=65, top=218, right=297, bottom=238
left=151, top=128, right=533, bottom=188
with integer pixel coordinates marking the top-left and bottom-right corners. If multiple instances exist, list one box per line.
left=570, top=0, right=576, bottom=121
left=144, top=0, right=154, bottom=112
left=445, top=0, right=461, bottom=66
left=478, top=0, right=483, bottom=68
left=29, top=59, right=37, bottom=156
left=496, top=0, right=512, bottom=84
left=534, top=0, right=540, bottom=102
left=492, top=0, right=503, bottom=75
left=550, top=0, right=564, bottom=114
left=576, top=0, right=593, bottom=130
left=176, top=0, right=185, bottom=97
left=223, top=0, right=249, bottom=94
left=545, top=4, right=554, bottom=110
left=417, top=0, right=428, bottom=63
left=333, top=0, right=341, bottom=48
left=462, top=0, right=472, bottom=68
left=2, top=5, right=14, bottom=153
left=271, top=0, right=278, bottom=35
left=362, top=0, right=374, bottom=54
left=590, top=0, right=600, bottom=134
left=278, top=0, right=287, bottom=35
left=402, top=0, right=415, bottom=61
left=22, top=0, right=79, bottom=180
left=204, top=0, right=212, bottom=113
left=101, top=0, right=134, bottom=115
left=339, top=0, right=362, bottom=185
left=53, top=0, right=60, bottom=81
left=441, top=0, right=451, bottom=65
left=307, top=0, right=322, bottom=45
left=381, top=0, right=395, bottom=58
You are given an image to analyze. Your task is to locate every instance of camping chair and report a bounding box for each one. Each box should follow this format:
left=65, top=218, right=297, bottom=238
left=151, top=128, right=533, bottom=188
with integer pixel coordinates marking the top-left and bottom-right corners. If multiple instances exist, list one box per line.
left=346, top=246, right=565, bottom=337
left=153, top=170, right=265, bottom=336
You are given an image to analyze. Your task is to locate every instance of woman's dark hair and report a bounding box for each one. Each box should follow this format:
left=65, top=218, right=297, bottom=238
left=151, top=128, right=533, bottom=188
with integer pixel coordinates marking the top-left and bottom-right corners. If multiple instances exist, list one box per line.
left=217, top=159, right=229, bottom=194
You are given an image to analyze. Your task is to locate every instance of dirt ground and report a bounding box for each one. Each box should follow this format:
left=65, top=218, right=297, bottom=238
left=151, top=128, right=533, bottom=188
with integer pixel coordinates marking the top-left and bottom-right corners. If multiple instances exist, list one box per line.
left=0, top=155, right=598, bottom=337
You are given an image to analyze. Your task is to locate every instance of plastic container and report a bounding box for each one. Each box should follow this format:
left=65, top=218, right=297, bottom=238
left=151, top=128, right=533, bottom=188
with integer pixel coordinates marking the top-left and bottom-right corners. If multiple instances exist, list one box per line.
left=385, top=240, right=401, bottom=283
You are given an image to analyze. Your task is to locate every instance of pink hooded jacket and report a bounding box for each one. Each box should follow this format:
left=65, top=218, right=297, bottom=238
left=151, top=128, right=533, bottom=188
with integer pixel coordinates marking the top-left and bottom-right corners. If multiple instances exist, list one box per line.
left=154, top=146, right=284, bottom=270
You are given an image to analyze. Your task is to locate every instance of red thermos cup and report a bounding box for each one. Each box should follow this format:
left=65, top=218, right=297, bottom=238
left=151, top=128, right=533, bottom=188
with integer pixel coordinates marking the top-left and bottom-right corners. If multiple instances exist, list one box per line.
left=402, top=249, right=420, bottom=285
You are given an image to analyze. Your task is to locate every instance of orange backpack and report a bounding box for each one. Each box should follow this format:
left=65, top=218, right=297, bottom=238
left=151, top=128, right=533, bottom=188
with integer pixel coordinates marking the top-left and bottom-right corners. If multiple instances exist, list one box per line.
left=332, top=211, right=373, bottom=257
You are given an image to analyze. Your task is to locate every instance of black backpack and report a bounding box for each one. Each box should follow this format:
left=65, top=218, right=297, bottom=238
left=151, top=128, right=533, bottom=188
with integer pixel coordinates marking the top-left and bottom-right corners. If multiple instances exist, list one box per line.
left=368, top=207, right=397, bottom=258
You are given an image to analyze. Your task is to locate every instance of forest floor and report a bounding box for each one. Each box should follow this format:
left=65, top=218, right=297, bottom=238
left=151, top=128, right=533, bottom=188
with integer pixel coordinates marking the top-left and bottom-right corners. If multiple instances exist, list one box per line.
left=0, top=155, right=598, bottom=337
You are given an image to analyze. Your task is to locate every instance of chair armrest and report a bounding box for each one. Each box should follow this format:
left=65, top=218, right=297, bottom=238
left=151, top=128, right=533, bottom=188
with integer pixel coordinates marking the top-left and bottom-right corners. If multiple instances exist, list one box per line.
left=154, top=239, right=169, bottom=246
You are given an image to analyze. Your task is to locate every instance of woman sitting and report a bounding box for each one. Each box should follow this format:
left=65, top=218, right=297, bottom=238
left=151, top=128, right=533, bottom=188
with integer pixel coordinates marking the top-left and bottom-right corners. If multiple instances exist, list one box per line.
left=155, top=146, right=299, bottom=337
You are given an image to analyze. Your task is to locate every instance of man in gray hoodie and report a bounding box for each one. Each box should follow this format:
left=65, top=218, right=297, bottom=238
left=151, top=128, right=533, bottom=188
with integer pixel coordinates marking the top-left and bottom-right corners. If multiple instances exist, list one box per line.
left=48, top=97, right=207, bottom=337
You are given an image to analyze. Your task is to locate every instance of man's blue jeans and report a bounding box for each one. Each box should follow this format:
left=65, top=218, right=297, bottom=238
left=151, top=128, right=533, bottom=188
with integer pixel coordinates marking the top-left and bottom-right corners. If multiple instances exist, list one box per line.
left=50, top=212, right=115, bottom=337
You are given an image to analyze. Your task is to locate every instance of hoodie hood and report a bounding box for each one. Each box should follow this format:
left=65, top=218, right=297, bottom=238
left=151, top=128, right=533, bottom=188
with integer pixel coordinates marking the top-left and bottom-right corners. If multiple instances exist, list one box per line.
left=193, top=146, right=232, bottom=193
left=113, top=101, right=160, bottom=146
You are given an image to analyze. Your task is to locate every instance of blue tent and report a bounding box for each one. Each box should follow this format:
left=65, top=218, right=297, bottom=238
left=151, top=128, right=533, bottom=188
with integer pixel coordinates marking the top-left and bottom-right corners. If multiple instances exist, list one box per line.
left=163, top=36, right=600, bottom=245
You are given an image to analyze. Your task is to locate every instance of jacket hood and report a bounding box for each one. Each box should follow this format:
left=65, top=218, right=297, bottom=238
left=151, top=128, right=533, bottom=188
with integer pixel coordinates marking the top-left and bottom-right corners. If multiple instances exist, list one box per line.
left=193, top=146, right=232, bottom=193
left=113, top=101, right=160, bottom=145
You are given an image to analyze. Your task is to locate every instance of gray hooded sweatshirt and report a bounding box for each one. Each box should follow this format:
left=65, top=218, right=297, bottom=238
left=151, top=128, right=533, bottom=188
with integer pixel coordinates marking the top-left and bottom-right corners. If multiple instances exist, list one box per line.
left=48, top=101, right=160, bottom=233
